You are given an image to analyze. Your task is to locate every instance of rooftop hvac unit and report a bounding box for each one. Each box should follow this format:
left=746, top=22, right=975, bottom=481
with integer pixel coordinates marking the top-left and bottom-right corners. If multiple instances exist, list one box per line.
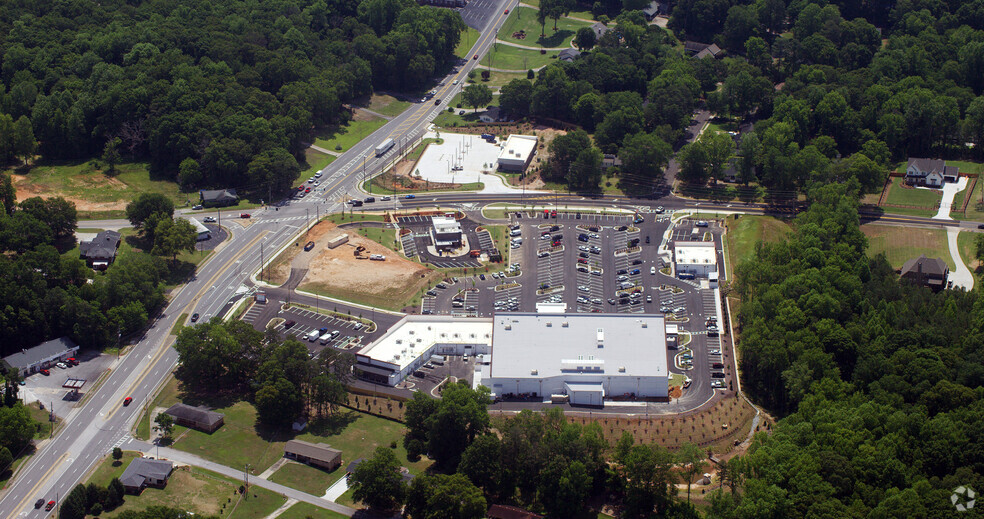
left=562, top=322, right=569, bottom=327
left=618, top=366, right=626, bottom=372
left=546, top=322, right=552, bottom=327
left=504, top=324, right=512, bottom=330
left=531, top=369, right=538, bottom=375
left=396, top=339, right=402, bottom=344
left=641, top=322, right=648, bottom=328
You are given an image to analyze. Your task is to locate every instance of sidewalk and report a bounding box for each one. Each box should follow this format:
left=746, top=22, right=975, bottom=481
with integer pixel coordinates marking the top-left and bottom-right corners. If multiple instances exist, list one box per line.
left=138, top=444, right=357, bottom=517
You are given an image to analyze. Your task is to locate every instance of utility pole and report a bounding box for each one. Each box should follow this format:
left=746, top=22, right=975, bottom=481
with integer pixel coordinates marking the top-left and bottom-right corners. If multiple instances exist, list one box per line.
left=244, top=464, right=250, bottom=499
left=260, top=241, right=265, bottom=283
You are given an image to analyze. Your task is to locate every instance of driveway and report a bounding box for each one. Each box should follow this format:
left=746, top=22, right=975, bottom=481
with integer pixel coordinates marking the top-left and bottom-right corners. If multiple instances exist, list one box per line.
left=947, top=227, right=974, bottom=290
left=933, top=177, right=969, bottom=220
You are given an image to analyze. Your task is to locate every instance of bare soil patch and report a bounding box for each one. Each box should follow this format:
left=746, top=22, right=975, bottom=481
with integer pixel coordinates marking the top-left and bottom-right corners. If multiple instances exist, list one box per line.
left=11, top=172, right=129, bottom=211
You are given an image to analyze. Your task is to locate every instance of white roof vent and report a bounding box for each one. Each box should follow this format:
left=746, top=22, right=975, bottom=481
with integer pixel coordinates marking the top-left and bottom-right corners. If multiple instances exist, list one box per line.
left=618, top=366, right=626, bottom=372
left=504, top=324, right=512, bottom=330
left=546, top=322, right=552, bottom=327
left=641, top=322, right=648, bottom=328
left=562, top=322, right=569, bottom=327
left=531, top=369, right=538, bottom=375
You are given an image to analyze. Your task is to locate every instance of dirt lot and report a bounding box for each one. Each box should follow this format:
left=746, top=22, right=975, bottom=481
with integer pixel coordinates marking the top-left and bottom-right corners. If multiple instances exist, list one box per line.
left=272, top=220, right=443, bottom=310
left=12, top=172, right=129, bottom=212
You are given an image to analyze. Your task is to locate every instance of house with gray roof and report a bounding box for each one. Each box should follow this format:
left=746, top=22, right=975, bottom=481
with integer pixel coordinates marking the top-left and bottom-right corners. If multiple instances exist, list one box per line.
left=164, top=403, right=225, bottom=433
left=685, top=41, right=723, bottom=59
left=79, top=230, right=121, bottom=269
left=284, top=440, right=342, bottom=470
left=558, top=48, right=581, bottom=62
left=904, top=158, right=959, bottom=187
left=120, top=458, right=173, bottom=494
left=1, top=337, right=79, bottom=377
left=642, top=1, right=665, bottom=20
left=199, top=188, right=239, bottom=208
left=900, top=255, right=949, bottom=291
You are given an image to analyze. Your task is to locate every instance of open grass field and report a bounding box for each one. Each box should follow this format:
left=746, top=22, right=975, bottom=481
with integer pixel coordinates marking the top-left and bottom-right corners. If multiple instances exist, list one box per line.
left=299, top=149, right=336, bottom=179
left=950, top=161, right=984, bottom=220
left=88, top=457, right=286, bottom=519
left=267, top=461, right=334, bottom=496
left=884, top=177, right=941, bottom=212
left=433, top=108, right=482, bottom=128
left=314, top=115, right=386, bottom=154
left=455, top=27, right=482, bottom=58
left=448, top=91, right=501, bottom=110
left=364, top=173, right=483, bottom=195
left=88, top=451, right=142, bottom=487
left=724, top=215, right=793, bottom=274
left=325, top=213, right=385, bottom=224
left=7, top=161, right=186, bottom=218
left=477, top=71, right=530, bottom=89
left=278, top=502, right=350, bottom=519
left=861, top=223, right=955, bottom=270
left=957, top=230, right=982, bottom=274
left=487, top=43, right=560, bottom=71
left=496, top=6, right=592, bottom=48
left=135, top=377, right=183, bottom=440
left=363, top=94, right=412, bottom=118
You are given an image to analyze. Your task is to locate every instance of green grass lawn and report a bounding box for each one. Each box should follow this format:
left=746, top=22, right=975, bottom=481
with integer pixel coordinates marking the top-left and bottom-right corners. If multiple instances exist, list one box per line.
left=455, top=27, right=482, bottom=58
left=861, top=223, right=955, bottom=270
left=480, top=71, right=532, bottom=89
left=448, top=92, right=500, bottom=110
left=135, top=377, right=183, bottom=440
left=724, top=215, right=793, bottom=272
left=884, top=177, right=941, bottom=212
left=364, top=94, right=412, bottom=118
left=487, top=43, right=560, bottom=70
left=433, top=108, right=482, bottom=128
left=277, top=502, right=350, bottom=519
left=357, top=227, right=400, bottom=253
left=169, top=399, right=430, bottom=487
left=300, top=149, right=336, bottom=179
left=267, top=462, right=334, bottom=496
left=324, top=213, right=385, bottom=224
left=314, top=117, right=387, bottom=153
left=91, top=459, right=286, bottom=518
left=957, top=230, right=981, bottom=275
left=89, top=451, right=141, bottom=487
left=497, top=6, right=592, bottom=48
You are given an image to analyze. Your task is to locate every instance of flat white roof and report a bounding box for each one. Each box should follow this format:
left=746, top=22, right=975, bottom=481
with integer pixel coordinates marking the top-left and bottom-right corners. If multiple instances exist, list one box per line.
left=183, top=217, right=210, bottom=235
left=675, top=241, right=716, bottom=266
left=358, top=316, right=493, bottom=370
left=490, top=313, right=667, bottom=379
left=497, top=135, right=537, bottom=163
left=432, top=216, right=461, bottom=234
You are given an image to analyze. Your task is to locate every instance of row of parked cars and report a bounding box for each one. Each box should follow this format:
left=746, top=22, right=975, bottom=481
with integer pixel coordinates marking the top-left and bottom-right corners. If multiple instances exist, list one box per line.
left=38, top=357, right=79, bottom=376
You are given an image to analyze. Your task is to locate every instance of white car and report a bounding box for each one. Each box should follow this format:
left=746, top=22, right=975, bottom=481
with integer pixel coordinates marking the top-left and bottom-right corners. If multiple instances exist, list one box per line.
left=381, top=196, right=391, bottom=201
left=651, top=266, right=656, bottom=275
left=56, top=362, right=68, bottom=369
left=453, top=79, right=459, bottom=85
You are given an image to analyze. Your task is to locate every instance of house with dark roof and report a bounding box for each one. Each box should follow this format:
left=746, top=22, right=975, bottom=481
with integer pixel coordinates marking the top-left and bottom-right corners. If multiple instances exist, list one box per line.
left=284, top=440, right=342, bottom=471
left=120, top=458, right=173, bottom=494
left=900, top=255, right=949, bottom=291
left=904, top=158, right=959, bottom=187
left=591, top=22, right=611, bottom=40
left=488, top=504, right=544, bottom=519
left=1, top=337, right=79, bottom=377
left=479, top=106, right=506, bottom=123
left=642, top=1, right=665, bottom=20
left=79, top=230, right=122, bottom=269
left=558, top=48, right=581, bottom=62
left=164, top=403, right=225, bottom=433
left=602, top=154, right=622, bottom=171
left=199, top=188, right=239, bottom=208
left=685, top=41, right=723, bottom=59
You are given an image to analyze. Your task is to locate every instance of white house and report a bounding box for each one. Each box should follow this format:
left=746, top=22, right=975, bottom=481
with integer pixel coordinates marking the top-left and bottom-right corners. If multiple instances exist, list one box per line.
left=905, top=158, right=959, bottom=187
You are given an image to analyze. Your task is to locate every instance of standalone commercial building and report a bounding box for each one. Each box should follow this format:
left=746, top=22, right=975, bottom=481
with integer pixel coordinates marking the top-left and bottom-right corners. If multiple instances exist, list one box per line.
left=1, top=337, right=79, bottom=377
left=284, top=440, right=342, bottom=470
left=674, top=241, right=717, bottom=278
left=164, top=403, right=225, bottom=433
left=120, top=458, right=173, bottom=494
left=431, top=216, right=463, bottom=251
left=199, top=188, right=239, bottom=207
left=355, top=316, right=493, bottom=385
left=496, top=135, right=537, bottom=172
left=185, top=217, right=211, bottom=241
left=479, top=313, right=668, bottom=406
left=80, top=230, right=122, bottom=269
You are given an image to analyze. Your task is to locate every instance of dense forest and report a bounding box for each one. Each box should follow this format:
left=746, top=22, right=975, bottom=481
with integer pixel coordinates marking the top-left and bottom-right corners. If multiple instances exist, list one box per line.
left=0, top=0, right=464, bottom=194
left=498, top=0, right=984, bottom=194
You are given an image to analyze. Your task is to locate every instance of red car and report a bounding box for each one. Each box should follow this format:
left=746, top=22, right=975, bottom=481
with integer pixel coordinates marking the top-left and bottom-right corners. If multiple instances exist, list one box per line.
left=45, top=500, right=56, bottom=511
left=473, top=54, right=478, bottom=60
left=40, top=369, right=50, bottom=376
left=123, top=397, right=133, bottom=406
left=66, top=357, right=78, bottom=366
left=305, top=187, right=311, bottom=193
left=240, top=213, right=251, bottom=218
left=297, top=186, right=304, bottom=191
left=504, top=8, right=509, bottom=13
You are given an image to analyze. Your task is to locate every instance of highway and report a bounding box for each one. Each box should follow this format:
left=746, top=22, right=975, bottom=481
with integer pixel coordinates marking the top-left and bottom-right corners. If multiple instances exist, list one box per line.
left=0, top=2, right=519, bottom=517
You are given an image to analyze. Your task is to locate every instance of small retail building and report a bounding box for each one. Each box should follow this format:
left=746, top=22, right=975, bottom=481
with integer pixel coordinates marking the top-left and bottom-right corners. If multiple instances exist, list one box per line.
left=79, top=230, right=122, bottom=269
left=284, top=440, right=342, bottom=471
left=431, top=216, right=463, bottom=251
left=478, top=313, right=669, bottom=406
left=1, top=337, right=79, bottom=377
left=120, top=458, right=173, bottom=494
left=164, top=403, right=225, bottom=433
left=199, top=188, right=239, bottom=207
left=185, top=217, right=211, bottom=241
left=355, top=315, right=493, bottom=385
left=496, top=135, right=537, bottom=172
left=674, top=241, right=717, bottom=278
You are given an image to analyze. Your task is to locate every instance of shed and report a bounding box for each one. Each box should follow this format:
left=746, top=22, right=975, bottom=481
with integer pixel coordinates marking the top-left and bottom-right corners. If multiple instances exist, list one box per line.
left=284, top=440, right=342, bottom=471
left=164, top=403, right=225, bottom=433
left=120, top=458, right=173, bottom=494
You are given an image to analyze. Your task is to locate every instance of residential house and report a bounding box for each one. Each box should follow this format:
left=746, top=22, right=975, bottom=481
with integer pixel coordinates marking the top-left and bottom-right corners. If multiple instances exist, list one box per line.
left=904, top=158, right=959, bottom=187
left=601, top=154, right=622, bottom=171
left=488, top=504, right=544, bottom=519
left=284, top=440, right=342, bottom=471
left=1, top=337, right=79, bottom=377
left=79, top=230, right=122, bottom=269
left=591, top=22, right=611, bottom=40
left=685, top=41, right=723, bottom=59
left=164, top=403, right=225, bottom=433
left=120, top=458, right=173, bottom=494
left=479, top=106, right=504, bottom=123
left=900, top=255, right=949, bottom=291
left=642, top=1, right=665, bottom=20
left=199, top=188, right=239, bottom=208
left=558, top=48, right=581, bottom=62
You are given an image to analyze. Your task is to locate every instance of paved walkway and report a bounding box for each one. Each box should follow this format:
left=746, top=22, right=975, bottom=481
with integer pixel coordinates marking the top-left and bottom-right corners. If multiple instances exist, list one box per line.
left=476, top=64, right=547, bottom=73
left=933, top=177, right=969, bottom=220
left=494, top=38, right=569, bottom=51
left=263, top=498, right=298, bottom=519
left=307, top=144, right=341, bottom=156
left=140, top=444, right=357, bottom=516
left=947, top=227, right=974, bottom=290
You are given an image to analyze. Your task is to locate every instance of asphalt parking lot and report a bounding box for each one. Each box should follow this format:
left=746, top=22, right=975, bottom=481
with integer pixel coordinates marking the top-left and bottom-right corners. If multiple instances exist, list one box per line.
left=399, top=354, right=477, bottom=395
left=21, top=351, right=117, bottom=418
left=395, top=214, right=487, bottom=268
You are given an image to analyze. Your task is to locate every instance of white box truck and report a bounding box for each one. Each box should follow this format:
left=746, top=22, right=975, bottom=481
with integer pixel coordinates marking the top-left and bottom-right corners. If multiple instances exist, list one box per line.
left=306, top=330, right=321, bottom=342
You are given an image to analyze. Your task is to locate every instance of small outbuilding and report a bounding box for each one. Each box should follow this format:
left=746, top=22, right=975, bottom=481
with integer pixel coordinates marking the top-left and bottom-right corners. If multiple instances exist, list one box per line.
left=642, top=1, right=665, bottom=20
left=284, top=440, right=342, bottom=471
left=1, top=337, right=79, bottom=377
left=164, top=403, right=225, bottom=433
left=120, top=458, right=173, bottom=494
left=185, top=217, right=211, bottom=241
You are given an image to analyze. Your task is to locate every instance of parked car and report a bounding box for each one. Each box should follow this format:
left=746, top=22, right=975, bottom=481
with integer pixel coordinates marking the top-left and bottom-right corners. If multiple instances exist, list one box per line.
left=304, top=241, right=315, bottom=251
left=283, top=319, right=296, bottom=329
left=56, top=362, right=68, bottom=369
left=40, top=369, right=50, bottom=376
left=192, top=204, right=203, bottom=210
left=203, top=216, right=216, bottom=223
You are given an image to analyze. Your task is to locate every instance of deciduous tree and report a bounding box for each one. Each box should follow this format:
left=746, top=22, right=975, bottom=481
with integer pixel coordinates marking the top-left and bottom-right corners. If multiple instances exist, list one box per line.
left=348, top=447, right=407, bottom=512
